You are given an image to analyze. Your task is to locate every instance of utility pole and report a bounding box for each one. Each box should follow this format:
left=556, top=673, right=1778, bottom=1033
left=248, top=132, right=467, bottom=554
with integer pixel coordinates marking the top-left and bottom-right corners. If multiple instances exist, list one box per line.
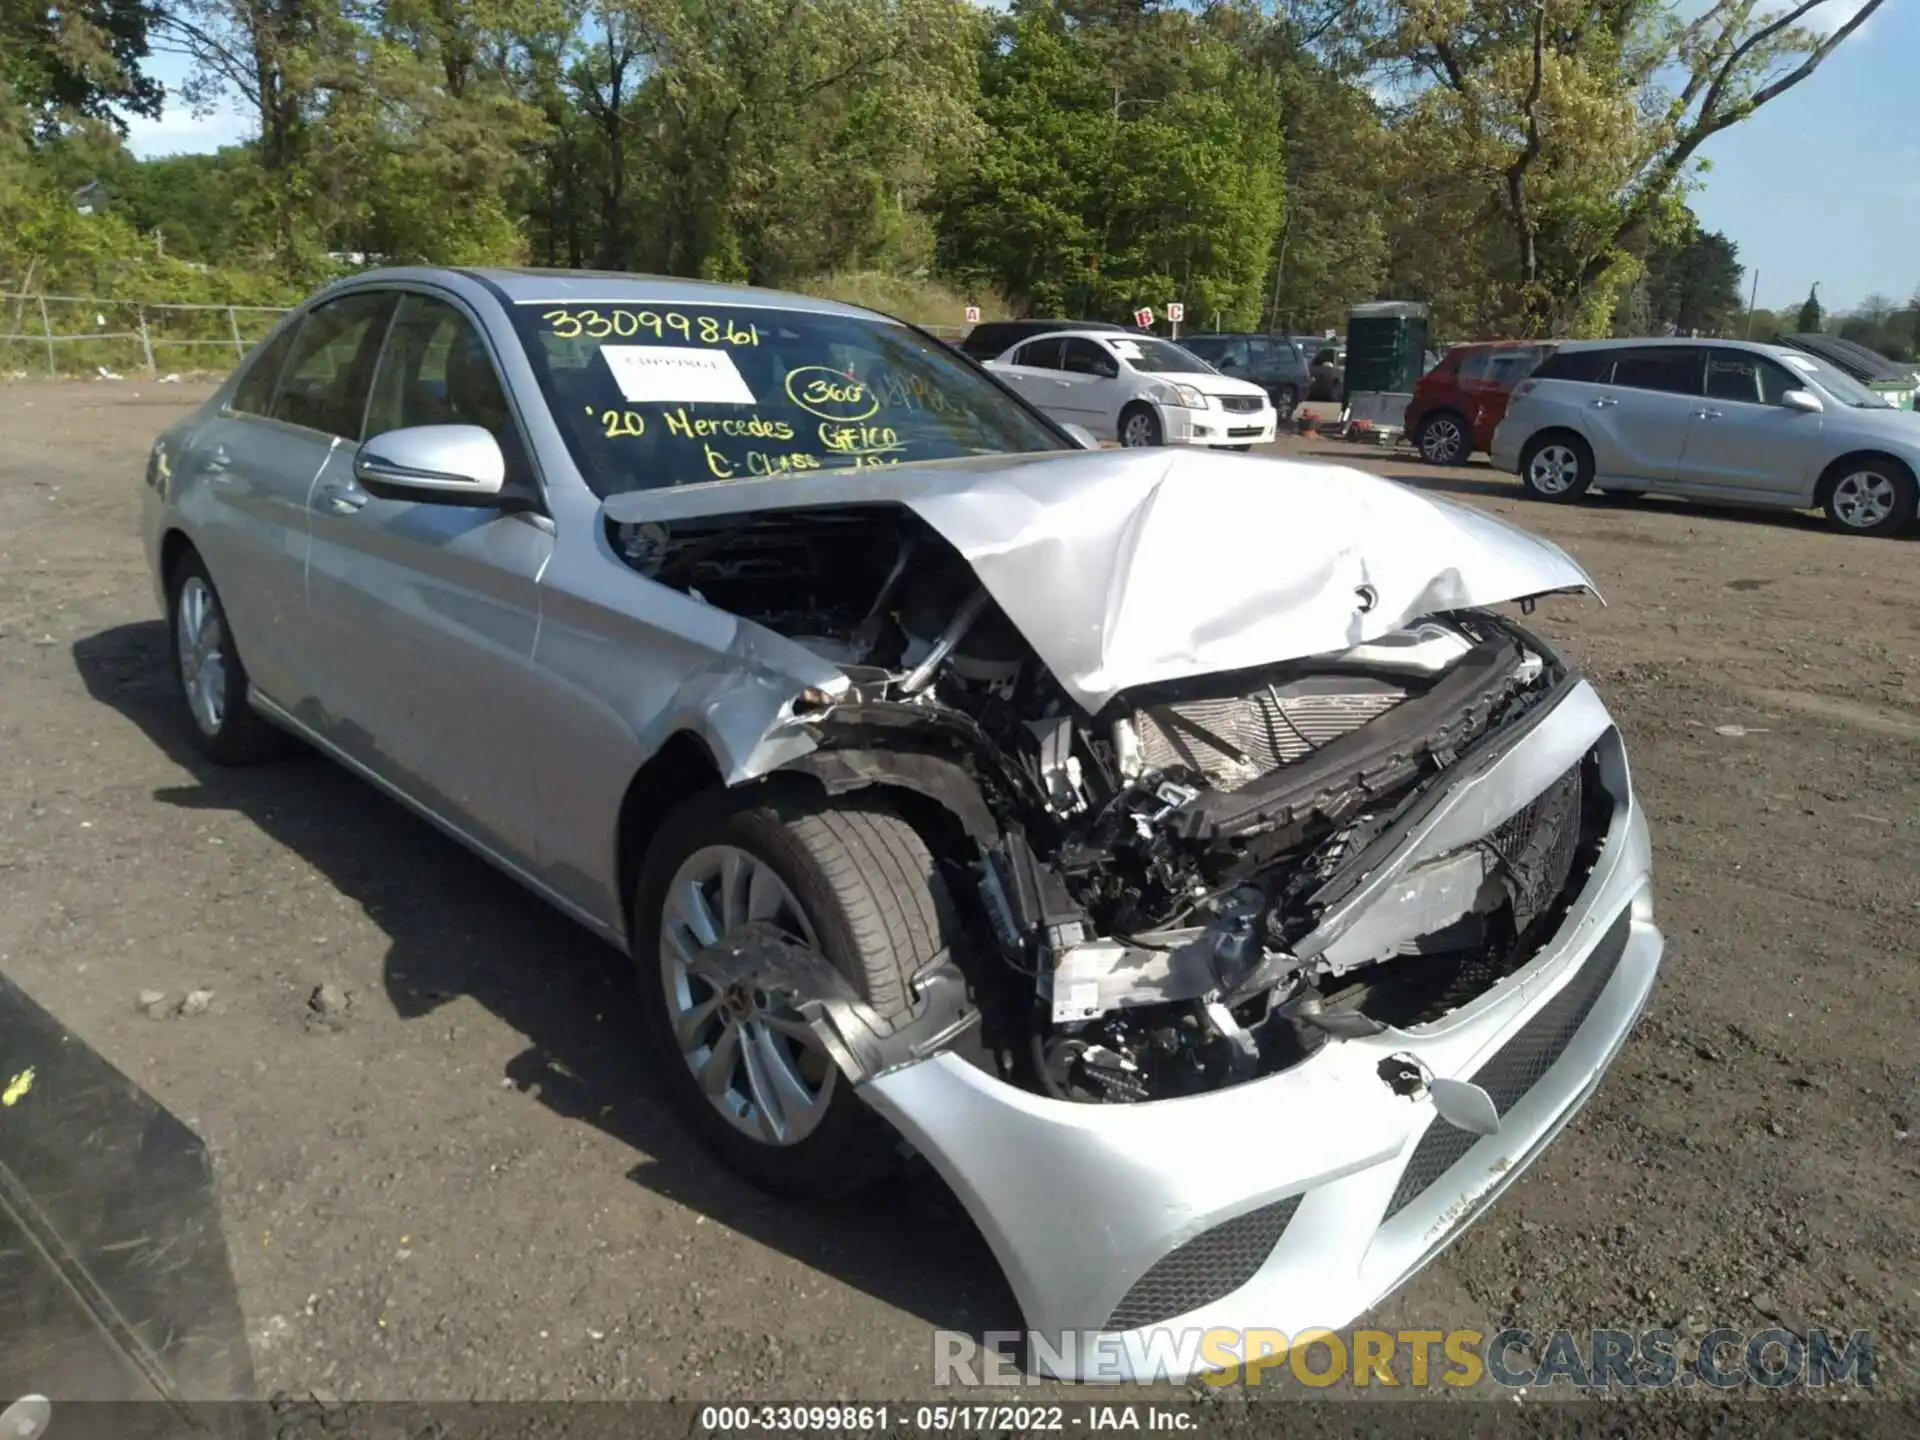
left=1744, top=268, right=1760, bottom=339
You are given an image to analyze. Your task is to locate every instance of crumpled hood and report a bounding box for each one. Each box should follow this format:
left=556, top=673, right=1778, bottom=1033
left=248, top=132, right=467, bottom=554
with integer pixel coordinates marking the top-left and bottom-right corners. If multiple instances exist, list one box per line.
left=601, top=447, right=1596, bottom=712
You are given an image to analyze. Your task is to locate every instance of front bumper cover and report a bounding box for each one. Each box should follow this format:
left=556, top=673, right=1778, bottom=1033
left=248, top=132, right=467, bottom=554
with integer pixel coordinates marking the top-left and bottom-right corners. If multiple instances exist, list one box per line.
left=856, top=678, right=1662, bottom=1381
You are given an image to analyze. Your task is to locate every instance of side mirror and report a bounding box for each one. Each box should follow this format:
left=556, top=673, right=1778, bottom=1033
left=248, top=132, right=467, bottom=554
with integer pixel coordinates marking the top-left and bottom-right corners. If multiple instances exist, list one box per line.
left=1061, top=423, right=1100, bottom=450
left=355, top=424, right=507, bottom=504
left=1781, top=389, right=1823, bottom=414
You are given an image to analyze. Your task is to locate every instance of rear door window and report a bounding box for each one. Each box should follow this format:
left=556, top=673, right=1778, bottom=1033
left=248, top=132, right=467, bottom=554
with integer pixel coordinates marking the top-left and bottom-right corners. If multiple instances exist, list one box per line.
left=1060, top=337, right=1118, bottom=377
left=1011, top=337, right=1065, bottom=371
left=1608, top=347, right=1703, bottom=395
left=270, top=291, right=398, bottom=439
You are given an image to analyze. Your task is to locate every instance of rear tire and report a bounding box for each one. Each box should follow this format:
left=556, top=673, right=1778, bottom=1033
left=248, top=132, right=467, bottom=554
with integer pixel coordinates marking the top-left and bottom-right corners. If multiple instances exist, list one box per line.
left=1273, top=383, right=1299, bottom=415
left=1119, top=404, right=1163, bottom=448
left=633, top=785, right=958, bottom=1198
left=165, top=551, right=295, bottom=766
left=1518, top=433, right=1595, bottom=502
left=1821, top=456, right=1916, bottom=537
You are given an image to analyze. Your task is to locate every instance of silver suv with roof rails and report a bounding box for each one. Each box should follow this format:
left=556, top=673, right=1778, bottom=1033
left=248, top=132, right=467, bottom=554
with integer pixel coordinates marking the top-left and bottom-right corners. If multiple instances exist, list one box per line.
left=1490, top=337, right=1920, bottom=536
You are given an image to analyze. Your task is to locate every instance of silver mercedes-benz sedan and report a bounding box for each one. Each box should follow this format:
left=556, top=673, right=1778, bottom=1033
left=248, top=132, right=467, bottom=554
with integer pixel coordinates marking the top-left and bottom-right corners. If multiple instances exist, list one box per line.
left=141, top=268, right=1663, bottom=1380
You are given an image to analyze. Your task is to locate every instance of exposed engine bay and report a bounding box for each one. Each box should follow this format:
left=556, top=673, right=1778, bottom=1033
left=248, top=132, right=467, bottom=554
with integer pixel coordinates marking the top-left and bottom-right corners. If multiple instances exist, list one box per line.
left=614, top=504, right=1606, bottom=1106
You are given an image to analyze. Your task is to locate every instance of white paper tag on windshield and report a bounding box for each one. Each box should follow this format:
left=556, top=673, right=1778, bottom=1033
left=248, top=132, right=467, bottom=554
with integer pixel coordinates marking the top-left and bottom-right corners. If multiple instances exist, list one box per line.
left=601, top=345, right=756, bottom=405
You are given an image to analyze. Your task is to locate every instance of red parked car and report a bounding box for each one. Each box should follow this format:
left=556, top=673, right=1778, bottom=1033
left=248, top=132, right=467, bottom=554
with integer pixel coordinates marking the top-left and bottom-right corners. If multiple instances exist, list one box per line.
left=1405, top=340, right=1556, bottom=464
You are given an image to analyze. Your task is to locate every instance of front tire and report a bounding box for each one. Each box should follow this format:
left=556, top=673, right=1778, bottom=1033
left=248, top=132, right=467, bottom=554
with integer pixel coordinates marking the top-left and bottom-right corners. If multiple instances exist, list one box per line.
left=1119, top=404, right=1163, bottom=448
left=165, top=551, right=294, bottom=765
left=1416, top=412, right=1469, bottom=465
left=1822, top=457, right=1916, bottom=537
left=1273, top=383, right=1299, bottom=415
left=633, top=785, right=957, bottom=1198
left=1518, top=433, right=1595, bottom=502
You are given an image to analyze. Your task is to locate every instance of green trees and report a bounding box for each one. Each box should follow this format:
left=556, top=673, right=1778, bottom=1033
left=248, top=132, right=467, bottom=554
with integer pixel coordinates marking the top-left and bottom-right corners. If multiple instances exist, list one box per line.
left=936, top=3, right=1284, bottom=327
left=1797, top=284, right=1823, bottom=334
left=0, top=0, right=1896, bottom=343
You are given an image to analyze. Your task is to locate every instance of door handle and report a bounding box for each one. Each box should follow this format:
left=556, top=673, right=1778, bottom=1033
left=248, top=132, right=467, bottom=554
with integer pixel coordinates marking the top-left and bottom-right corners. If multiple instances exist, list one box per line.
left=1695, top=408, right=1723, bottom=420
left=204, top=444, right=231, bottom=474
left=318, top=481, right=370, bottom=515
left=1591, top=396, right=1618, bottom=409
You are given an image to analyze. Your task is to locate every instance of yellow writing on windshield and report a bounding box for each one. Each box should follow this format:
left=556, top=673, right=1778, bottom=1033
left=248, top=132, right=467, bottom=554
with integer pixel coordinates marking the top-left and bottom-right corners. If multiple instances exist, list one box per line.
left=541, top=308, right=760, bottom=346
left=586, top=406, right=646, bottom=438
left=664, top=407, right=794, bottom=442
left=784, top=366, right=879, bottom=421
left=873, top=371, right=959, bottom=417
left=819, top=421, right=904, bottom=456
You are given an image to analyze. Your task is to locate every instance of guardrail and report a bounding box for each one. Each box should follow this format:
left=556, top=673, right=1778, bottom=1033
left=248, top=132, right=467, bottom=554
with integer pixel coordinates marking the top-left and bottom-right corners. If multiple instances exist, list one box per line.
left=1, top=294, right=295, bottom=379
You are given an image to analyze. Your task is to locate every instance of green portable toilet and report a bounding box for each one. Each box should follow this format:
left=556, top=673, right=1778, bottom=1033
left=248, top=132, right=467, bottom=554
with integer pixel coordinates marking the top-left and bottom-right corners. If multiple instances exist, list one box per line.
left=1343, top=301, right=1430, bottom=401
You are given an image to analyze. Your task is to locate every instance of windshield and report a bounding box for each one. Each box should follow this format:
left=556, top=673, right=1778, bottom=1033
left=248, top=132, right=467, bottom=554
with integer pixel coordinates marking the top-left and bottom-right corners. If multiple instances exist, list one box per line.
left=1107, top=337, right=1216, bottom=375
left=509, top=301, right=1069, bottom=497
left=1780, top=352, right=1892, bottom=409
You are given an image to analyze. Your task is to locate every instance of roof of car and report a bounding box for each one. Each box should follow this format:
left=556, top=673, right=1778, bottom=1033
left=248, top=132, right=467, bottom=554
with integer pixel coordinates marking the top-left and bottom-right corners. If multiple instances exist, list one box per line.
left=437, top=266, right=890, bottom=320
left=1005, top=329, right=1163, bottom=347
left=1550, top=336, right=1801, bottom=357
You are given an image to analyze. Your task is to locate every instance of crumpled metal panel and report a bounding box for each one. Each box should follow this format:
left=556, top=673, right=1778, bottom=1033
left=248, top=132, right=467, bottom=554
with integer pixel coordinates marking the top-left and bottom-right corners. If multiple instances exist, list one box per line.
left=601, top=447, right=1597, bottom=712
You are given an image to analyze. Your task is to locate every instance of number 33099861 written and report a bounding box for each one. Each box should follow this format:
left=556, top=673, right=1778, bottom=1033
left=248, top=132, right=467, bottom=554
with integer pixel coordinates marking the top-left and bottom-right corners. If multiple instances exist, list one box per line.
left=698, top=1405, right=892, bottom=1431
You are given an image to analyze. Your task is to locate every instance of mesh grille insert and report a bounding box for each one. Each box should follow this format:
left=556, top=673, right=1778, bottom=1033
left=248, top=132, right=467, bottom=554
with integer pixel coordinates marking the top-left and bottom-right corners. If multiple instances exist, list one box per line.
left=1382, top=908, right=1631, bottom=1220
left=1105, top=1194, right=1304, bottom=1332
left=1219, top=395, right=1265, bottom=413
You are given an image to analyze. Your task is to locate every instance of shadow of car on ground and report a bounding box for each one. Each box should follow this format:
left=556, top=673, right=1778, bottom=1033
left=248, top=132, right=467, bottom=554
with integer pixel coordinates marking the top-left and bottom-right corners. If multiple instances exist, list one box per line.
left=71, top=621, right=1019, bottom=1346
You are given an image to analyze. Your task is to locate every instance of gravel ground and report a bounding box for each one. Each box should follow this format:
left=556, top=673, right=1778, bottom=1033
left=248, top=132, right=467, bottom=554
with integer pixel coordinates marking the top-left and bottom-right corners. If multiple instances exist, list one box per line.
left=1, top=380, right=1915, bottom=1418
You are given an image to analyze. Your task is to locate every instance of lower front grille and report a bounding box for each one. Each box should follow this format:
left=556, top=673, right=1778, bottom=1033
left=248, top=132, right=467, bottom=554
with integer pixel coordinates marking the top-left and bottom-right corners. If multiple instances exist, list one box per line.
left=1486, top=762, right=1584, bottom=932
left=1133, top=679, right=1406, bottom=791
left=1381, top=908, right=1631, bottom=1220
left=1105, top=1194, right=1304, bottom=1332
left=1228, top=426, right=1264, bottom=437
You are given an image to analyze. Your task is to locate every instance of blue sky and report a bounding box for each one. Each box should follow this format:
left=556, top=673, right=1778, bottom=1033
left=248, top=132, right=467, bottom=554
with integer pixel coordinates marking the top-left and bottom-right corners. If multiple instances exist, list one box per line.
left=123, top=2, right=1916, bottom=315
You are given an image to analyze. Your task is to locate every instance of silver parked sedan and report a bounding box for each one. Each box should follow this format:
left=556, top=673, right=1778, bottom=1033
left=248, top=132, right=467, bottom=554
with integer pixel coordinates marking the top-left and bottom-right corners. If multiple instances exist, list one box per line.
left=1490, top=337, right=1920, bottom=536
left=142, top=268, right=1662, bottom=1380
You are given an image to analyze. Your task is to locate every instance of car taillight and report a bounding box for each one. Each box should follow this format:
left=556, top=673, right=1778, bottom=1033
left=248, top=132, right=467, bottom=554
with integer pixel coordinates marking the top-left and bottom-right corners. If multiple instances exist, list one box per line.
left=1513, top=380, right=1537, bottom=399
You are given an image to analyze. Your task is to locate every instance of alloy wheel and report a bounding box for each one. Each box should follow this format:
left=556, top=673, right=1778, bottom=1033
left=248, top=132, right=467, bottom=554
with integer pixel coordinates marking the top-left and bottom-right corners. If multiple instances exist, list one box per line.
left=175, top=576, right=228, bottom=736
left=658, top=845, right=835, bottom=1147
left=1121, top=412, right=1157, bottom=447
left=1831, top=469, right=1898, bottom=530
left=1421, top=417, right=1465, bottom=464
left=1528, top=444, right=1580, bottom=495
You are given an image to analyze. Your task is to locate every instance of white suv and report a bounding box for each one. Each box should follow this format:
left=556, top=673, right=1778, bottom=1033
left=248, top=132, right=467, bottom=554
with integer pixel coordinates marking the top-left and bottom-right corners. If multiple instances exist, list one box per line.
left=1490, top=338, right=1920, bottom=536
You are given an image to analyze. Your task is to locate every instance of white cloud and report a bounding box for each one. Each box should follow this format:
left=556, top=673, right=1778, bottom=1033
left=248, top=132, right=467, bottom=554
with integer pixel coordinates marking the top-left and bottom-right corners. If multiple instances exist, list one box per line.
left=122, top=104, right=252, bottom=159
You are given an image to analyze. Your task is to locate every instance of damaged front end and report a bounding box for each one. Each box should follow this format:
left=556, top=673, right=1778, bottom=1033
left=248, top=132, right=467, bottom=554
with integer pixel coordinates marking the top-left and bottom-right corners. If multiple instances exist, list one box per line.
left=609, top=498, right=1608, bottom=1107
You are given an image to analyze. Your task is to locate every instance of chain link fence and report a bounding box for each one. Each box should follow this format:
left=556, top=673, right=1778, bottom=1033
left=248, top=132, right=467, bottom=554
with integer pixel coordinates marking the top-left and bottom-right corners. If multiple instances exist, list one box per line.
left=1, top=294, right=973, bottom=381
left=1, top=294, right=294, bottom=379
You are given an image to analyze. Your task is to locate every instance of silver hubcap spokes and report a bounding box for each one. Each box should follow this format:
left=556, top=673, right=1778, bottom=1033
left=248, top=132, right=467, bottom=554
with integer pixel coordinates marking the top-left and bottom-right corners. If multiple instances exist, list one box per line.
left=1529, top=444, right=1579, bottom=494
left=659, top=845, right=834, bottom=1147
left=1122, top=413, right=1155, bottom=447
left=176, top=577, right=227, bottom=736
left=1424, top=420, right=1463, bottom=462
left=1833, top=471, right=1896, bottom=529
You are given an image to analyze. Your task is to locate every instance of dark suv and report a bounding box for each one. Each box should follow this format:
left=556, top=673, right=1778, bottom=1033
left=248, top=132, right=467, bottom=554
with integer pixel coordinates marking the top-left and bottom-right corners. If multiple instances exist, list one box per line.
left=1178, top=334, right=1312, bottom=412
left=959, top=319, right=1133, bottom=363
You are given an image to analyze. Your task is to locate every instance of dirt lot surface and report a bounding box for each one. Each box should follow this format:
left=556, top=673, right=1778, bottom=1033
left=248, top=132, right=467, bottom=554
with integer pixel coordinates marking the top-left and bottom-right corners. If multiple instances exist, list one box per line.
left=2, top=379, right=1916, bottom=1417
